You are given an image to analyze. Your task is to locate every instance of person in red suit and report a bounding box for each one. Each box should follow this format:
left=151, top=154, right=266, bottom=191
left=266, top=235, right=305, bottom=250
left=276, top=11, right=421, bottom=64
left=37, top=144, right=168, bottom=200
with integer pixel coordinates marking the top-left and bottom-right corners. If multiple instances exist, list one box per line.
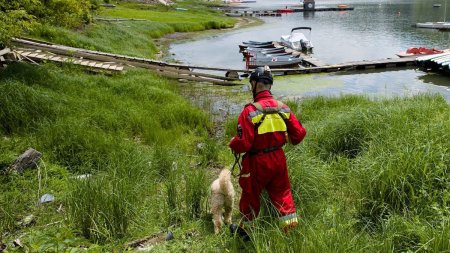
left=229, top=66, right=306, bottom=240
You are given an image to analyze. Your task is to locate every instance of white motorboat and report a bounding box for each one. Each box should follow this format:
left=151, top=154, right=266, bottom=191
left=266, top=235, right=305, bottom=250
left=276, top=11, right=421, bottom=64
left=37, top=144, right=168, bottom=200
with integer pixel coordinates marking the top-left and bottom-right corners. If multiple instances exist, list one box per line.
left=415, top=22, right=450, bottom=29
left=280, top=27, right=314, bottom=51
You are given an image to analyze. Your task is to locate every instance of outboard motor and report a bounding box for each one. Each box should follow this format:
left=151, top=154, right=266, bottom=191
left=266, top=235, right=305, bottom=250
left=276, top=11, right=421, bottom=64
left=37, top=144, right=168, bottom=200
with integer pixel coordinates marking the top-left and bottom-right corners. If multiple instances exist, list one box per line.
left=304, top=0, right=315, bottom=10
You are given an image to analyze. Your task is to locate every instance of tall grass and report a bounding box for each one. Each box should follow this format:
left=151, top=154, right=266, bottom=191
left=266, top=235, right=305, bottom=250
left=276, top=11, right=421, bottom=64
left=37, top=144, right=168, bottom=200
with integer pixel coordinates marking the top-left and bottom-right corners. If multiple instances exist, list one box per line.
left=1, top=62, right=449, bottom=251
left=232, top=94, right=449, bottom=252
left=0, top=63, right=212, bottom=246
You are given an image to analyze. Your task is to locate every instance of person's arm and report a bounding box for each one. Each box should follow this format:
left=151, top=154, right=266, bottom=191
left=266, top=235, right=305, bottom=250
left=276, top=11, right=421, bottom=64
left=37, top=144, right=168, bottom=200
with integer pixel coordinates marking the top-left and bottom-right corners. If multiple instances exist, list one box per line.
left=229, top=106, right=255, bottom=153
left=285, top=110, right=306, bottom=145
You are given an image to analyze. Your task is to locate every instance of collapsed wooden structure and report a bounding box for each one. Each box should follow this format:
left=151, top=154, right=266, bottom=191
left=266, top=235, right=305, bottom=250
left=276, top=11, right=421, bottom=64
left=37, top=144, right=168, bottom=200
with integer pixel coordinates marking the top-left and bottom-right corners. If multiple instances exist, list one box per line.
left=0, top=37, right=431, bottom=86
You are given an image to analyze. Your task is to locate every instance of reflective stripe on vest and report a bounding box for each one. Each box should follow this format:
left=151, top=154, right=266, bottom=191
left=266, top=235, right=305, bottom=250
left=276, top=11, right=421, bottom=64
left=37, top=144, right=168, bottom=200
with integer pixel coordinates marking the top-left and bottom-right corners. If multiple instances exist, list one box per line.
left=249, top=101, right=290, bottom=135
left=279, top=213, right=298, bottom=228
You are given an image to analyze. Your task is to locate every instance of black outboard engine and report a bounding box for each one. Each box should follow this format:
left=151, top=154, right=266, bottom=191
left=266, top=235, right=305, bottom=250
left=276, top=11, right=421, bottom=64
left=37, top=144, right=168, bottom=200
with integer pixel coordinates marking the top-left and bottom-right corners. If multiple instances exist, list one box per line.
left=304, top=0, right=315, bottom=10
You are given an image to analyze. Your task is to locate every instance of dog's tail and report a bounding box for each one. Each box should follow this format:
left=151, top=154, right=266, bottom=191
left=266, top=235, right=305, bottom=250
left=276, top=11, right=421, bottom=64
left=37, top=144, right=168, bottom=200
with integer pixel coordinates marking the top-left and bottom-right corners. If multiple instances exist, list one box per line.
left=219, top=169, right=232, bottom=193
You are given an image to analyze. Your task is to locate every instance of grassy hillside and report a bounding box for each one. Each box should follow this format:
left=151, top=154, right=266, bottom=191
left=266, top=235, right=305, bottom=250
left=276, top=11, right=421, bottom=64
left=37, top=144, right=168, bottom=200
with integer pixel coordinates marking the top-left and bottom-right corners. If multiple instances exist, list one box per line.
left=28, top=1, right=236, bottom=59
left=1, top=64, right=448, bottom=251
left=1, top=0, right=449, bottom=252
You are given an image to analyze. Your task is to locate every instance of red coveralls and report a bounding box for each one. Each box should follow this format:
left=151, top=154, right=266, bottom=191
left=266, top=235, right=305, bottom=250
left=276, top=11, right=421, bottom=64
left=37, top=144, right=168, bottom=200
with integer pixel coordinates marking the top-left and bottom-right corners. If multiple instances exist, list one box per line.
left=229, top=90, right=306, bottom=230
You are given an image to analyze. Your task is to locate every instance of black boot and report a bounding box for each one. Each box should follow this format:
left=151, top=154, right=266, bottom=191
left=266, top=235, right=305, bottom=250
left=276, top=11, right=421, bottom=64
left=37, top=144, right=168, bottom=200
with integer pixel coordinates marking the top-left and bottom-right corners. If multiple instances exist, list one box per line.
left=229, top=224, right=250, bottom=241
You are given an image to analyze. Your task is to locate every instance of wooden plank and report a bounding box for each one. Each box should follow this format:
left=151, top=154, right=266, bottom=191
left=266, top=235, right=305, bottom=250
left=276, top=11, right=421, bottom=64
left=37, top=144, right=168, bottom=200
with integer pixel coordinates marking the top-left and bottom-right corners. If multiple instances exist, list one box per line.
left=88, top=62, right=96, bottom=67
left=0, top=48, right=11, bottom=56
left=20, top=52, right=31, bottom=57
left=101, top=64, right=110, bottom=69
left=35, top=54, right=47, bottom=59
left=94, top=63, right=103, bottom=68
left=80, top=61, right=90, bottom=66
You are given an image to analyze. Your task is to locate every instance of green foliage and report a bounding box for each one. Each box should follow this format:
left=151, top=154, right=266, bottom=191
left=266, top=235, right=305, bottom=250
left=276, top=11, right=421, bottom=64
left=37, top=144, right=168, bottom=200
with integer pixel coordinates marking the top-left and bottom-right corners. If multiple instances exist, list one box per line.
left=0, top=0, right=99, bottom=44
left=0, top=9, right=36, bottom=45
left=198, top=138, right=220, bottom=165
left=184, top=169, right=208, bottom=219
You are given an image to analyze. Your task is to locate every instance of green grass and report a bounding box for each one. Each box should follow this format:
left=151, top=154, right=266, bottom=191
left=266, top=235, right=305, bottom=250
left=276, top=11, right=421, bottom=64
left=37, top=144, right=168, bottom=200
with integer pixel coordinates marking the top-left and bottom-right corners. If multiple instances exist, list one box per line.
left=1, top=65, right=449, bottom=251
left=28, top=1, right=236, bottom=58
left=220, top=94, right=449, bottom=252
left=1, top=0, right=449, bottom=251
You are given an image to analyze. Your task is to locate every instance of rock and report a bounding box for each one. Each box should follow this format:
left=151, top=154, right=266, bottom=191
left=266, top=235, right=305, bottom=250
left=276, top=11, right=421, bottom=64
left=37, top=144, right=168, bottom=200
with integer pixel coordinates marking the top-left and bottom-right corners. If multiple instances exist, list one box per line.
left=165, top=232, right=174, bottom=241
left=197, top=143, right=205, bottom=150
left=18, top=214, right=35, bottom=227
left=8, top=148, right=42, bottom=174
left=12, top=239, right=22, bottom=248
left=40, top=194, right=55, bottom=204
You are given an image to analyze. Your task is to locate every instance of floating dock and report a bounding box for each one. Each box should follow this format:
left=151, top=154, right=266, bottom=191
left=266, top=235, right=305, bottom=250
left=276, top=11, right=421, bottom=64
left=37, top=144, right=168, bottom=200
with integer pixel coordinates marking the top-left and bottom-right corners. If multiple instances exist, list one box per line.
left=416, top=53, right=450, bottom=74
left=223, top=6, right=354, bottom=17
left=271, top=57, right=416, bottom=75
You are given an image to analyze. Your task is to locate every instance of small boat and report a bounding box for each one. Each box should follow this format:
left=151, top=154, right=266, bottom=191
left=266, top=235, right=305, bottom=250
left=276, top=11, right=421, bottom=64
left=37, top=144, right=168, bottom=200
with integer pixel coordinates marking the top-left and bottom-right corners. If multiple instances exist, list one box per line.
left=243, top=47, right=284, bottom=53
left=396, top=47, right=450, bottom=58
left=246, top=56, right=303, bottom=68
left=337, top=4, right=348, bottom=9
left=277, top=9, right=294, bottom=14
left=433, top=4, right=442, bottom=7
left=242, top=41, right=274, bottom=46
left=239, top=42, right=275, bottom=51
left=415, top=22, right=450, bottom=29
left=243, top=50, right=292, bottom=57
left=280, top=27, right=314, bottom=51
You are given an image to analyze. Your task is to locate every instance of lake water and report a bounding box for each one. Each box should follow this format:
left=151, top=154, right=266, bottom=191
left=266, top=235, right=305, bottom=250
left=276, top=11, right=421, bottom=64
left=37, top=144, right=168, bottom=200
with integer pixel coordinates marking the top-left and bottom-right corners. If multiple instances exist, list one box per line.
left=170, top=0, right=450, bottom=100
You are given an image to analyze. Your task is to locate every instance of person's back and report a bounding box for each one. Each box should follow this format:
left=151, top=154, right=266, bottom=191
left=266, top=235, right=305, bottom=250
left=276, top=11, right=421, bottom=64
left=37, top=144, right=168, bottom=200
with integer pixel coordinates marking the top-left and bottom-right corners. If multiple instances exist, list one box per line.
left=229, top=66, right=306, bottom=239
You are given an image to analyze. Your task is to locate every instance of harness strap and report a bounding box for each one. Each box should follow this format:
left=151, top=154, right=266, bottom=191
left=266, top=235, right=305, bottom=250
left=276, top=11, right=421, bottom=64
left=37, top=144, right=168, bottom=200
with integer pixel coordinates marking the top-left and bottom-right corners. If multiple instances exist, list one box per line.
left=248, top=146, right=281, bottom=155
left=252, top=100, right=288, bottom=130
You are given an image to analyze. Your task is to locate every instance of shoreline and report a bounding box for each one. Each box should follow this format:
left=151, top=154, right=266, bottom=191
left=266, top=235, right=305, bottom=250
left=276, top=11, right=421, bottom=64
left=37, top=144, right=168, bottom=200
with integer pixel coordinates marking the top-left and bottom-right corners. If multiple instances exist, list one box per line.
left=156, top=16, right=263, bottom=62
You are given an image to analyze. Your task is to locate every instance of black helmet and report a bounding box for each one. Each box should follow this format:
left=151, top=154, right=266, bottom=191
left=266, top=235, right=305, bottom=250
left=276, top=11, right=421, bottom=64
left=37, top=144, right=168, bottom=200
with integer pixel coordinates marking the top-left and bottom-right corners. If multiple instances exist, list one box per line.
left=249, top=66, right=273, bottom=84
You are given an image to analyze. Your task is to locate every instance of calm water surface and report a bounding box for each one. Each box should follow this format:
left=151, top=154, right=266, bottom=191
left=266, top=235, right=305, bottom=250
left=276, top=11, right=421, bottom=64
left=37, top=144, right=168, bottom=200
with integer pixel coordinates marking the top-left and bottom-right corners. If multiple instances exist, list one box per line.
left=171, top=0, right=450, bottom=100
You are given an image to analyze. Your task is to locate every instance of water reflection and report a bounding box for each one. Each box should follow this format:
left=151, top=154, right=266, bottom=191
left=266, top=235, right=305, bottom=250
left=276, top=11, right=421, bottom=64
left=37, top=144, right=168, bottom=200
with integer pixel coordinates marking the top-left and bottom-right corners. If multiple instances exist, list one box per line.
left=170, top=0, right=450, bottom=99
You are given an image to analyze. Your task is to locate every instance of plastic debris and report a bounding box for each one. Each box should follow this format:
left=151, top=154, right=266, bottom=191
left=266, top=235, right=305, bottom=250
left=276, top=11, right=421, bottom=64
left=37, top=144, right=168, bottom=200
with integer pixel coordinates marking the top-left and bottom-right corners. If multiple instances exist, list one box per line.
left=165, top=232, right=174, bottom=241
left=12, top=239, right=22, bottom=248
left=73, top=174, right=91, bottom=180
left=40, top=193, right=55, bottom=204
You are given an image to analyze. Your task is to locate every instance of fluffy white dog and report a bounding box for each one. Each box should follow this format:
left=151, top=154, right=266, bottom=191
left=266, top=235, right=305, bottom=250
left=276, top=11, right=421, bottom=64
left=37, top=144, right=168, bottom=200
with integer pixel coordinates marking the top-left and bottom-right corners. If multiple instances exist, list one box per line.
left=210, top=168, right=235, bottom=234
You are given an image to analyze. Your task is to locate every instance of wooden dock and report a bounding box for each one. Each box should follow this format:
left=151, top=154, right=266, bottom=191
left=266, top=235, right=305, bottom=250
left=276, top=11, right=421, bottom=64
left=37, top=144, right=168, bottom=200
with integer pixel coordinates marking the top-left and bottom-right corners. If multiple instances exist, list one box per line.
left=292, top=7, right=354, bottom=12
left=271, top=57, right=416, bottom=75
left=416, top=53, right=450, bottom=74
left=7, top=38, right=420, bottom=85
left=224, top=6, right=354, bottom=17
left=15, top=48, right=124, bottom=72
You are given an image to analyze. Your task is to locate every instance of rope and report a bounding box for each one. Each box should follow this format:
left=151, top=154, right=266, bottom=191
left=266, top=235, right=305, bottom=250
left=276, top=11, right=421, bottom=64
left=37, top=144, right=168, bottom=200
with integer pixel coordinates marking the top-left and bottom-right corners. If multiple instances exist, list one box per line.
left=231, top=152, right=242, bottom=177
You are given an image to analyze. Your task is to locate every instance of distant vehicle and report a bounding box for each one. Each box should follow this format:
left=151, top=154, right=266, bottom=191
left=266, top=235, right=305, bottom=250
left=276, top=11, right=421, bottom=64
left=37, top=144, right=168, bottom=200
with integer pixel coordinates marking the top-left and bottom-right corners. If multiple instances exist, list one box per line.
left=280, top=27, right=314, bottom=51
